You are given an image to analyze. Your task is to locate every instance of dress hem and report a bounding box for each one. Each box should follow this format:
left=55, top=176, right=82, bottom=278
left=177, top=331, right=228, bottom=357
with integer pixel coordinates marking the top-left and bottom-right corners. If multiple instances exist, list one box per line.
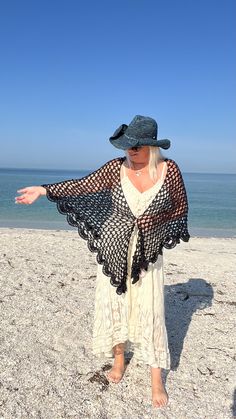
left=92, top=337, right=171, bottom=370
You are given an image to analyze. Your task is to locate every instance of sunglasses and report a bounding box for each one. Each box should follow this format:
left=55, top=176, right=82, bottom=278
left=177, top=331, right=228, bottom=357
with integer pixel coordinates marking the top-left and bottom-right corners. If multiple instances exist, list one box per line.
left=129, top=146, right=143, bottom=151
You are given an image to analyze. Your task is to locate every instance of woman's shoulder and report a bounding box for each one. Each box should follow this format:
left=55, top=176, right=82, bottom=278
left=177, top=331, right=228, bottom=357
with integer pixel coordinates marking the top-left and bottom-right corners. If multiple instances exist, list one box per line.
left=165, top=158, right=184, bottom=179
left=104, top=156, right=125, bottom=169
left=165, top=157, right=179, bottom=169
left=97, top=156, right=124, bottom=169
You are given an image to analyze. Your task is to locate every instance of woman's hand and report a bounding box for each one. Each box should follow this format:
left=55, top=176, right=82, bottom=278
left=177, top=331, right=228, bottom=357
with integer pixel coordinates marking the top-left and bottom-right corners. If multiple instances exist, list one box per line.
left=15, top=186, right=46, bottom=205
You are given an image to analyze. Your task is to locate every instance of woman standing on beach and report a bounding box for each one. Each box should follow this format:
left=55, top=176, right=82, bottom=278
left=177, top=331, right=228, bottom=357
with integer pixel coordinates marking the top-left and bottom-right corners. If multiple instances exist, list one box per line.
left=15, top=115, right=190, bottom=409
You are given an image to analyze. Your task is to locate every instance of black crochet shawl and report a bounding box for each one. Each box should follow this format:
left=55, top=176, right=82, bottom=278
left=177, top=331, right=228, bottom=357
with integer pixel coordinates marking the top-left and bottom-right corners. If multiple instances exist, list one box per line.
left=40, top=156, right=190, bottom=295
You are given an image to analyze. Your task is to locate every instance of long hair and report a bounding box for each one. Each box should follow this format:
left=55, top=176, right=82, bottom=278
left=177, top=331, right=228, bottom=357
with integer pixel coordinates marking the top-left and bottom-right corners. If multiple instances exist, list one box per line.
left=125, top=146, right=166, bottom=182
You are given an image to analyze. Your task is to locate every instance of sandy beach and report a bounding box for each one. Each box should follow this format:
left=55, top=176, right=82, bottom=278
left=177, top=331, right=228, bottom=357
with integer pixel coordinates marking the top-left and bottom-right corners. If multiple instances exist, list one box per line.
left=0, top=227, right=235, bottom=418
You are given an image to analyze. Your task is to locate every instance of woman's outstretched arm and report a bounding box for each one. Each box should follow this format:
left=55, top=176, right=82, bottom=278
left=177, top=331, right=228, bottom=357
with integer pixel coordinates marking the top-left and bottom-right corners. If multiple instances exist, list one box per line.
left=15, top=158, right=117, bottom=205
left=40, top=158, right=116, bottom=200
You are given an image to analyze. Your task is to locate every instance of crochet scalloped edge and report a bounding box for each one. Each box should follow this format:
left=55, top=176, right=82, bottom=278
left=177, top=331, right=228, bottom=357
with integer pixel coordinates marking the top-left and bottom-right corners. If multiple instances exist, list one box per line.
left=130, top=230, right=191, bottom=284
left=44, top=188, right=129, bottom=295
left=162, top=231, right=191, bottom=249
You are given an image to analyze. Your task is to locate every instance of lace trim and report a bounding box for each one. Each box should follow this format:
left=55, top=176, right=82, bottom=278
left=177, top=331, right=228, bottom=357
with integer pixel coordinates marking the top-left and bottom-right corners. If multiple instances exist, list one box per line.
left=92, top=333, right=171, bottom=369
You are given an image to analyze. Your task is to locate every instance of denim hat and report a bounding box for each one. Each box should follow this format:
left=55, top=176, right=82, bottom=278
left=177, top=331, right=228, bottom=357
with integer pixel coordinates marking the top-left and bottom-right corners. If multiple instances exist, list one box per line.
left=109, top=115, right=171, bottom=150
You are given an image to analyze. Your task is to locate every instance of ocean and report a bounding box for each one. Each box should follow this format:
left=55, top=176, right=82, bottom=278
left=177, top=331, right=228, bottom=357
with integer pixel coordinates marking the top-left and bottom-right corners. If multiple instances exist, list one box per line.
left=0, top=166, right=235, bottom=238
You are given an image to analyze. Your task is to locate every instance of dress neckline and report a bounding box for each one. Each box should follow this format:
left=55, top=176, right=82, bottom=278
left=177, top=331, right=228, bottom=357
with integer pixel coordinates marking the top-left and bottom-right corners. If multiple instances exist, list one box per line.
left=120, top=160, right=167, bottom=195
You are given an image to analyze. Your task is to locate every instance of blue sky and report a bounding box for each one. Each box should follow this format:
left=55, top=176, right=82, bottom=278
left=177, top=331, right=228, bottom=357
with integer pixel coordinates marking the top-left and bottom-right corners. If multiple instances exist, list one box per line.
left=0, top=0, right=235, bottom=173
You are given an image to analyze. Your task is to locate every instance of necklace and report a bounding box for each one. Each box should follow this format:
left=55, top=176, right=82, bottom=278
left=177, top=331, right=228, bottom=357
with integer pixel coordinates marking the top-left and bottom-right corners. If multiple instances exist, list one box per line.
left=133, top=165, right=146, bottom=176
left=126, top=161, right=147, bottom=176
left=129, top=165, right=145, bottom=176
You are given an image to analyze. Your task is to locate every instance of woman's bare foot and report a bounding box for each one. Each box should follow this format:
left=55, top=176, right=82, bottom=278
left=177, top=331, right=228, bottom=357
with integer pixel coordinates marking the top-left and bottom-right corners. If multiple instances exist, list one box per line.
left=151, top=366, right=169, bottom=408
left=106, top=343, right=125, bottom=383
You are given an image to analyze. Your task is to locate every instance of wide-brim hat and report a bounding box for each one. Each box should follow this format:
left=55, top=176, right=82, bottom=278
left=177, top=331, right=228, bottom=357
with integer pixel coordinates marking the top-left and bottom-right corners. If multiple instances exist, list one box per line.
left=109, top=115, right=171, bottom=150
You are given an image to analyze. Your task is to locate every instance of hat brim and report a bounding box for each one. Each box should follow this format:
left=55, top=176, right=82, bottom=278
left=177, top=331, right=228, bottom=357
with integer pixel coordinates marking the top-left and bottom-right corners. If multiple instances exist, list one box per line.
left=109, top=136, right=171, bottom=150
left=109, top=135, right=140, bottom=150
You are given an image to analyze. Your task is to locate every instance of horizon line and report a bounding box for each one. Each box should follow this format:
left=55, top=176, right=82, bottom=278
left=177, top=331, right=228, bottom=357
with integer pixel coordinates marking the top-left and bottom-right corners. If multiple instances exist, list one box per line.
left=0, top=166, right=235, bottom=175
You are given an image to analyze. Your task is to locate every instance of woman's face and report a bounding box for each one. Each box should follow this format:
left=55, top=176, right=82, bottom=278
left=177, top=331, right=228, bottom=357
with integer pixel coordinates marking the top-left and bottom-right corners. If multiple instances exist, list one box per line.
left=126, top=145, right=150, bottom=164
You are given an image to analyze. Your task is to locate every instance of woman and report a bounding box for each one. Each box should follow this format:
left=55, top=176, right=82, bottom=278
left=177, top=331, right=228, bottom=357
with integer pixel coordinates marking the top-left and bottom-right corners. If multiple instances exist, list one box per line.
left=15, top=115, right=190, bottom=409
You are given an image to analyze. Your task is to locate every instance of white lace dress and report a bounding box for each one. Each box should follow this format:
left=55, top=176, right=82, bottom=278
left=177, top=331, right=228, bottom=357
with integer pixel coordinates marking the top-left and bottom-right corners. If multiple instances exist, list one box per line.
left=92, top=161, right=171, bottom=369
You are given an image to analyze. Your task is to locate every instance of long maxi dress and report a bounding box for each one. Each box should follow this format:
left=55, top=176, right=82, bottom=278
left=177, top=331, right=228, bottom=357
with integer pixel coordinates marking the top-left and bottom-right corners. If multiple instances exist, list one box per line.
left=92, top=160, right=171, bottom=369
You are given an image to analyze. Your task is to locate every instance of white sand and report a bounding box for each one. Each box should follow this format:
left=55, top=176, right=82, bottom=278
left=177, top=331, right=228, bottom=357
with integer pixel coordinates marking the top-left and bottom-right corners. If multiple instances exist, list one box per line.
left=0, top=227, right=235, bottom=418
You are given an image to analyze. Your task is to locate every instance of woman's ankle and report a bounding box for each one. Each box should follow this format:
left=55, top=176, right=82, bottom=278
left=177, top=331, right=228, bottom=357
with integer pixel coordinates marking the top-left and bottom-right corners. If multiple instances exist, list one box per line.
left=113, top=343, right=125, bottom=356
left=151, top=366, right=162, bottom=373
